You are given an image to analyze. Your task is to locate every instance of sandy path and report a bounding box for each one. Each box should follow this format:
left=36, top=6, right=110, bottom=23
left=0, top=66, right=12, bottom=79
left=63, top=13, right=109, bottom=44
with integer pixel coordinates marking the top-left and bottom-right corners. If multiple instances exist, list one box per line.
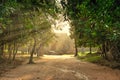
left=0, top=55, right=120, bottom=80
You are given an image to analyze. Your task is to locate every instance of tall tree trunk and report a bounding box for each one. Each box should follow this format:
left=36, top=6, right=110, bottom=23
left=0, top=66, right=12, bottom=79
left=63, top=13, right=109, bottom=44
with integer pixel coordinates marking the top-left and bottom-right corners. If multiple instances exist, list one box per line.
left=0, top=41, right=4, bottom=57
left=12, top=44, right=18, bottom=61
left=74, top=38, right=78, bottom=57
left=8, top=43, right=12, bottom=60
left=101, top=42, right=108, bottom=60
left=89, top=43, right=92, bottom=54
left=28, top=38, right=36, bottom=64
left=104, top=42, right=108, bottom=60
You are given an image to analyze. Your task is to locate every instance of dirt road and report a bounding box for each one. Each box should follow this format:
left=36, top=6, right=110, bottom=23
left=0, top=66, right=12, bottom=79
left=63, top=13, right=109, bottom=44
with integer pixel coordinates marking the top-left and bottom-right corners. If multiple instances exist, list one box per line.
left=0, top=55, right=120, bottom=80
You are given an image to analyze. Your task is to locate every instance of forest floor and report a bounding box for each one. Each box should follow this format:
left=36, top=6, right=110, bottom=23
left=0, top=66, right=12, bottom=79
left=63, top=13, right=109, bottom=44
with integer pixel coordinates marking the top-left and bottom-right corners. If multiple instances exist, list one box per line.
left=0, top=55, right=120, bottom=80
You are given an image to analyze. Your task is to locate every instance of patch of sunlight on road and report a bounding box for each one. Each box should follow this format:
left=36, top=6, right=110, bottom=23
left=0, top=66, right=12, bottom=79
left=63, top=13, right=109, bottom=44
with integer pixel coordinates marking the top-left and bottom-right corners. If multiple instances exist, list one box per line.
left=42, top=55, right=74, bottom=59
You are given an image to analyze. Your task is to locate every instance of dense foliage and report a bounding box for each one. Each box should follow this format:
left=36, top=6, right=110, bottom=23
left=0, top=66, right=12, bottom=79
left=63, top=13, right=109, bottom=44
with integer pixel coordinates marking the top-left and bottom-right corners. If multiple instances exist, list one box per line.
left=1, top=0, right=120, bottom=63
left=63, top=0, right=120, bottom=62
left=0, top=0, right=57, bottom=63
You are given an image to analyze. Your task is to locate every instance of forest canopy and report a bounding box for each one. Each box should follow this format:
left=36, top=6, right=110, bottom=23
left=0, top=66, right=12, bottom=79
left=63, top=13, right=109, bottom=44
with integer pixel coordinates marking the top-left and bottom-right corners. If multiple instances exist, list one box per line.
left=0, top=0, right=57, bottom=63
left=63, top=0, right=120, bottom=62
left=0, top=0, right=120, bottom=63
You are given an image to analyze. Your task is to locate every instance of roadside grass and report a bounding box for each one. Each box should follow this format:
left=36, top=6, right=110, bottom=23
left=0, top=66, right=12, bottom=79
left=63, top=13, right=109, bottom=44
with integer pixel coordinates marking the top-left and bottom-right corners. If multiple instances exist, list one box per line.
left=77, top=52, right=102, bottom=63
left=77, top=52, right=120, bottom=69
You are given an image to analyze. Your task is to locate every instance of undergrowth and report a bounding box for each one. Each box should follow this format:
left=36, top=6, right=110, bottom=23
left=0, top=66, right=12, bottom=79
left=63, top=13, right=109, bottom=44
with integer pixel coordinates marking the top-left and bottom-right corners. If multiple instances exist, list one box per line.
left=77, top=52, right=120, bottom=69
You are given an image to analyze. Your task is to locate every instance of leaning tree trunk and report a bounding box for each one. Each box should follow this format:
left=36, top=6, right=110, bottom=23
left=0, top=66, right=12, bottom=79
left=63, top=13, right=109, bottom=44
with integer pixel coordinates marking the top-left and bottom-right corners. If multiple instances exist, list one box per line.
left=8, top=43, right=12, bottom=60
left=12, top=43, right=18, bottom=61
left=100, top=42, right=108, bottom=60
left=98, top=40, right=120, bottom=63
left=109, top=41, right=120, bottom=62
left=28, top=37, right=36, bottom=64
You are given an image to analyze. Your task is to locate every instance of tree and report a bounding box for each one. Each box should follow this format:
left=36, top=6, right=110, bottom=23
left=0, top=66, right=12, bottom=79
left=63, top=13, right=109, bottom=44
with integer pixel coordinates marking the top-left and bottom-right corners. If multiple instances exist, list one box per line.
left=0, top=0, right=57, bottom=63
left=64, top=0, right=120, bottom=62
left=26, top=10, right=53, bottom=63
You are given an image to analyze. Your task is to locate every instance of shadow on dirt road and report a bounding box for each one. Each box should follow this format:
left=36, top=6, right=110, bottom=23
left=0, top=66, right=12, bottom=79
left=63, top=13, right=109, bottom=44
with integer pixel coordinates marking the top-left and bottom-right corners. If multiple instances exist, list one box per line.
left=0, top=55, right=120, bottom=80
